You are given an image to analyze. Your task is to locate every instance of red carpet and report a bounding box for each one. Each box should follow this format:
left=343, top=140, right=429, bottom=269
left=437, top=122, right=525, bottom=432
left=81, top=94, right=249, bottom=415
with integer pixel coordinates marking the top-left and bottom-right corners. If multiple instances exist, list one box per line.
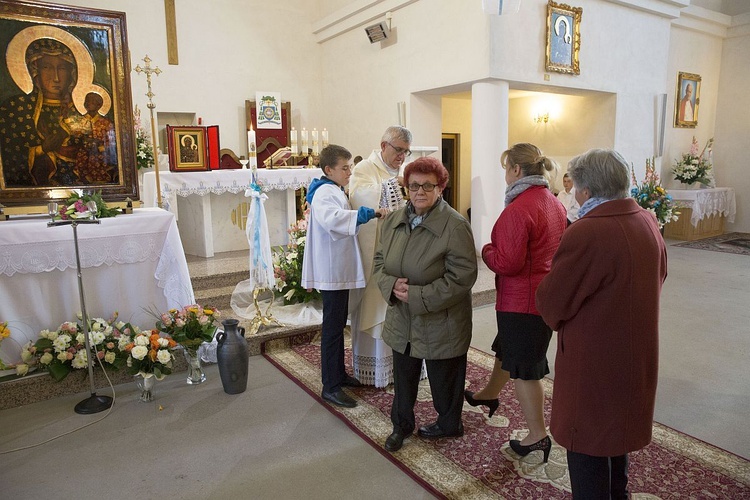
left=264, top=340, right=750, bottom=499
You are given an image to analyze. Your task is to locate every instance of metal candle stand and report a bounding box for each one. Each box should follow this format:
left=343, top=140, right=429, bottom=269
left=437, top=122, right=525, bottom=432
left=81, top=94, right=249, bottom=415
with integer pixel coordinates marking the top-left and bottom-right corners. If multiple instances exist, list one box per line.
left=47, top=204, right=112, bottom=414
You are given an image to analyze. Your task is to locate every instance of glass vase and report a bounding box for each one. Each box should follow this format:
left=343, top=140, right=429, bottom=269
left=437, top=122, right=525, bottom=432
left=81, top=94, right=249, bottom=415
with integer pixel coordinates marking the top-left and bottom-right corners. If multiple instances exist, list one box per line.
left=184, top=348, right=206, bottom=385
left=135, top=374, right=156, bottom=402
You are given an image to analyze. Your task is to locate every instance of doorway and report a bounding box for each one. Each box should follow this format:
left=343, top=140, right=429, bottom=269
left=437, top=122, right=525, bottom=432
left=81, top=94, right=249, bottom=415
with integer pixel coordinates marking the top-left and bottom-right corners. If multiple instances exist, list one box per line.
left=441, top=133, right=459, bottom=209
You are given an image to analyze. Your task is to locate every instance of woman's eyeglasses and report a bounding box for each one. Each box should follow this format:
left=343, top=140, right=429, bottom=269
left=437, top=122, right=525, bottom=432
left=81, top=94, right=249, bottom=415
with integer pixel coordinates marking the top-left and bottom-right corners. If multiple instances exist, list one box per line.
left=407, top=182, right=436, bottom=192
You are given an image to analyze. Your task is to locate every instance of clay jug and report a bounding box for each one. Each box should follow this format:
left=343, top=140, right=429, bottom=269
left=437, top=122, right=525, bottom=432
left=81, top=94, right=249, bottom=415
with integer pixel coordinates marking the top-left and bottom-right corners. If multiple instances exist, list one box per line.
left=216, top=319, right=248, bottom=394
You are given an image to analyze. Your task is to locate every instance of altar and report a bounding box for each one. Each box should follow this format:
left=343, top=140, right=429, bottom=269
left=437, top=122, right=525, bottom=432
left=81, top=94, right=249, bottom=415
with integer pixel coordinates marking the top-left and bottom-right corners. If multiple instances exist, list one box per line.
left=663, top=187, right=736, bottom=241
left=0, top=208, right=194, bottom=371
left=142, top=169, right=320, bottom=257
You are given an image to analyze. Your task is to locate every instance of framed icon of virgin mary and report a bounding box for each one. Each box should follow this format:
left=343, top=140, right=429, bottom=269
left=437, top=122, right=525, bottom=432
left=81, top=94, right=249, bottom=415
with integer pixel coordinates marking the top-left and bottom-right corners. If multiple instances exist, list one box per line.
left=0, top=0, right=137, bottom=209
left=545, top=1, right=582, bottom=75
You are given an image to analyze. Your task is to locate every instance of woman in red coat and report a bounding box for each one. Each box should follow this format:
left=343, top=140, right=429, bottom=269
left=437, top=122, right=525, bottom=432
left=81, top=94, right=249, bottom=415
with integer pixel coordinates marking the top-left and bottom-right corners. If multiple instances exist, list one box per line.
left=464, top=143, right=566, bottom=461
left=536, top=149, right=667, bottom=498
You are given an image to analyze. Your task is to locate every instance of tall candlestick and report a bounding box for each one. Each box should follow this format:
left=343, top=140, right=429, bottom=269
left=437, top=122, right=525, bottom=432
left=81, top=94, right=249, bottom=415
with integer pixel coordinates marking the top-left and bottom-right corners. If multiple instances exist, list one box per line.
left=312, top=128, right=319, bottom=155
left=322, top=128, right=329, bottom=148
left=290, top=127, right=298, bottom=155
left=301, top=128, right=309, bottom=155
left=247, top=128, right=257, bottom=168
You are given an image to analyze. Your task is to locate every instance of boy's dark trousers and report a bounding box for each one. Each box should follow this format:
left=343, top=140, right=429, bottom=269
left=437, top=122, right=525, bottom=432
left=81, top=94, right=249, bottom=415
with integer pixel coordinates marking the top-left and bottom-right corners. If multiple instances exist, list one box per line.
left=321, top=289, right=349, bottom=393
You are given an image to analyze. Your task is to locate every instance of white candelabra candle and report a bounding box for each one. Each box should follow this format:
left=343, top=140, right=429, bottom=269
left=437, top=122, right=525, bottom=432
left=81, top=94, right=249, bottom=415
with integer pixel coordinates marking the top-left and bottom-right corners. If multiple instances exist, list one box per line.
left=247, top=128, right=257, bottom=167
left=290, top=127, right=298, bottom=155
left=322, top=128, right=329, bottom=148
left=312, top=128, right=319, bottom=155
left=301, top=128, right=309, bottom=155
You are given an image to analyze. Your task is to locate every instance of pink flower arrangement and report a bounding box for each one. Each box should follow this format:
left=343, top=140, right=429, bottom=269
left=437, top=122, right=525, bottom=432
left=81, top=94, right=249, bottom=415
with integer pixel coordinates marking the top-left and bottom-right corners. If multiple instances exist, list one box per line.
left=155, top=304, right=220, bottom=355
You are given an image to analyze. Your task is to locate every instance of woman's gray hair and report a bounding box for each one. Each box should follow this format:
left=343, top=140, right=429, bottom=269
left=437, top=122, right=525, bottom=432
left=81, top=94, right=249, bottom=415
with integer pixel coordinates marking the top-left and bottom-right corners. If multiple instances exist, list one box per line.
left=381, top=126, right=412, bottom=145
left=568, top=149, right=630, bottom=200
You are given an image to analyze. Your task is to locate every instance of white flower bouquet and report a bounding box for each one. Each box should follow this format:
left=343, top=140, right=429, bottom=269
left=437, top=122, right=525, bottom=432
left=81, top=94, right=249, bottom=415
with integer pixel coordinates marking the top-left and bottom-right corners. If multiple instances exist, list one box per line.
left=673, top=136, right=714, bottom=186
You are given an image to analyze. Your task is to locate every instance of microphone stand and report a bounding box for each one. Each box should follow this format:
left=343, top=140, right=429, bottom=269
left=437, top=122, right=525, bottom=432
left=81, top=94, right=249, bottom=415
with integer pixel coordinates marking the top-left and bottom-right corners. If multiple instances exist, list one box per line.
left=48, top=210, right=113, bottom=414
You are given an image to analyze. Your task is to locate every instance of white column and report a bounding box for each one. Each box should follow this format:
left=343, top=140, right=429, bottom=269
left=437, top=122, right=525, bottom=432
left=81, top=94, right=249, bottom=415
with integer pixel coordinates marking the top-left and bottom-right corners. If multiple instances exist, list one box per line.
left=471, top=80, right=509, bottom=252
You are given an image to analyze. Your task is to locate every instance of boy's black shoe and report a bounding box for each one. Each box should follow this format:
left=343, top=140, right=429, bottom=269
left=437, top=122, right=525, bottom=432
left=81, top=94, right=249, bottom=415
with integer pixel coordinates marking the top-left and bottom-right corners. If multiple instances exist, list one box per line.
left=322, top=390, right=357, bottom=408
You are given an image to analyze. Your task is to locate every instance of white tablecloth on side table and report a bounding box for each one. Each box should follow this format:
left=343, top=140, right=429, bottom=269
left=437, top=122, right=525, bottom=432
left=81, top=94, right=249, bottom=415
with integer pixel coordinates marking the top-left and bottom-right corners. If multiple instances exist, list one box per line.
left=0, top=208, right=194, bottom=368
left=669, top=187, right=736, bottom=227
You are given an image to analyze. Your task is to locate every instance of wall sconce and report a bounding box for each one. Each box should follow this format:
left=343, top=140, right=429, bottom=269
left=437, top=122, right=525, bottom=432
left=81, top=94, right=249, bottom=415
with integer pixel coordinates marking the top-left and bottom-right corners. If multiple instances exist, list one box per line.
left=533, top=112, right=550, bottom=124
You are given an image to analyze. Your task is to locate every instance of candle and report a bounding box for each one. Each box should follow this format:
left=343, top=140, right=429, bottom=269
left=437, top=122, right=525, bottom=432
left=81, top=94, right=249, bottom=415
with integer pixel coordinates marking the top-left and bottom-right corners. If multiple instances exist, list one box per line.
left=321, top=128, right=329, bottom=148
left=247, top=129, right=257, bottom=168
left=290, top=127, right=298, bottom=155
left=301, top=128, right=308, bottom=155
left=312, top=128, right=319, bottom=155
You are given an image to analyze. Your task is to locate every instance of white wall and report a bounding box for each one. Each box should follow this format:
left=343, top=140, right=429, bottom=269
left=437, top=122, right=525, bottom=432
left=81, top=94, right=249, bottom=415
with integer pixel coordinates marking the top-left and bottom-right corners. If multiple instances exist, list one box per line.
left=489, top=0, right=672, bottom=175
left=663, top=26, right=724, bottom=188
left=713, top=18, right=750, bottom=232
left=318, top=0, right=491, bottom=155
left=666, top=11, right=750, bottom=231
left=49, top=0, right=324, bottom=157
left=509, top=93, right=617, bottom=191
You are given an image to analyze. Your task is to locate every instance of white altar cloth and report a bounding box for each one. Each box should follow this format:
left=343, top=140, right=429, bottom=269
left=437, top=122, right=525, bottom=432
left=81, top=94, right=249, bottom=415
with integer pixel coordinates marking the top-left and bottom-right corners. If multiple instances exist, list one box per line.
left=142, top=169, right=320, bottom=257
left=142, top=168, right=319, bottom=216
left=669, top=188, right=736, bottom=227
left=0, top=208, right=194, bottom=369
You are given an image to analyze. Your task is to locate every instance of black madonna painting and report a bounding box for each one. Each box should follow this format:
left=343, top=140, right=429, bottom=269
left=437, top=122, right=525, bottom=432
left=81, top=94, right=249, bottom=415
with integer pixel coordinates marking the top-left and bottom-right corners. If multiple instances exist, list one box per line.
left=0, top=0, right=137, bottom=207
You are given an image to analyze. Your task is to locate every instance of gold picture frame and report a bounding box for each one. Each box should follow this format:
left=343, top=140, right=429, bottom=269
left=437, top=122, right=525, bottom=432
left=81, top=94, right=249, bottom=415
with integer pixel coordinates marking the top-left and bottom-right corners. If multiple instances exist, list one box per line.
left=674, top=72, right=701, bottom=128
left=166, top=126, right=208, bottom=171
left=0, top=0, right=137, bottom=208
left=545, top=1, right=582, bottom=75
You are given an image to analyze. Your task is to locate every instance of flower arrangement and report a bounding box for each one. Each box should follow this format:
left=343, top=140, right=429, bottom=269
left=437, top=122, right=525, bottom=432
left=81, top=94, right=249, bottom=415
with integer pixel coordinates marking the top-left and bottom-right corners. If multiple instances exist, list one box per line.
left=125, top=328, right=177, bottom=379
left=134, top=105, right=155, bottom=171
left=55, top=190, right=119, bottom=220
left=18, top=312, right=132, bottom=381
left=672, top=136, right=714, bottom=186
left=273, top=211, right=321, bottom=305
left=156, top=305, right=220, bottom=355
left=0, top=321, right=14, bottom=371
left=631, top=158, right=679, bottom=229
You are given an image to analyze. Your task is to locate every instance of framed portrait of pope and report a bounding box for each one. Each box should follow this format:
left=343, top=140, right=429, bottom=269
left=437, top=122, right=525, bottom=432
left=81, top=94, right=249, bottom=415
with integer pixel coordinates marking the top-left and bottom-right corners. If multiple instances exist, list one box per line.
left=0, top=0, right=137, bottom=209
left=674, top=72, right=701, bottom=128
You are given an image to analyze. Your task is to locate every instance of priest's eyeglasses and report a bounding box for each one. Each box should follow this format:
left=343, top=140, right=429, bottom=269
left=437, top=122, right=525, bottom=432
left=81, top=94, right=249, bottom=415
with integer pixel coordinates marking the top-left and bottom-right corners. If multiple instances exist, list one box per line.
left=386, top=142, right=412, bottom=157
left=407, top=182, right=436, bottom=192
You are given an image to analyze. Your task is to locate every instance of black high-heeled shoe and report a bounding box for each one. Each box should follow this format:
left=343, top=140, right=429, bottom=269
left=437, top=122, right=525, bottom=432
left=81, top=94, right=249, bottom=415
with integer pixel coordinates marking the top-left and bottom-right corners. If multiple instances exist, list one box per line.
left=464, top=390, right=500, bottom=418
left=509, top=435, right=552, bottom=463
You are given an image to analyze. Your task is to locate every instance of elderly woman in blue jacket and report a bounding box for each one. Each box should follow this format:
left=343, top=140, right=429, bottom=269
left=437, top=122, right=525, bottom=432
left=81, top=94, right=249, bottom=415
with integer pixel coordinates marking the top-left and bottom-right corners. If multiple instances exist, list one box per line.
left=373, top=156, right=477, bottom=452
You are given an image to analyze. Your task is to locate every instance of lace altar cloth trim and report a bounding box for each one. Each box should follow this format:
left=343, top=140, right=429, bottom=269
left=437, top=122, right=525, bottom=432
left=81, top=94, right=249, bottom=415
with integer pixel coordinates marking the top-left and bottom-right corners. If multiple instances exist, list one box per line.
left=143, top=169, right=320, bottom=212
left=670, top=187, right=736, bottom=226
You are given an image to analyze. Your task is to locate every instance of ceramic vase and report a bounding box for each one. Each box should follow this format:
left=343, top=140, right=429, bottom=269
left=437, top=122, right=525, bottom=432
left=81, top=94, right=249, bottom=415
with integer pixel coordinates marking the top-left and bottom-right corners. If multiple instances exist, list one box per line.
left=184, top=348, right=206, bottom=385
left=216, top=319, right=248, bottom=394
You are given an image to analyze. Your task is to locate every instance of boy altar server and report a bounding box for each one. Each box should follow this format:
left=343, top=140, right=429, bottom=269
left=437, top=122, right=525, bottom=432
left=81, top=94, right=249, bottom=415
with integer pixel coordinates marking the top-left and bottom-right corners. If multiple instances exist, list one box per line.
left=302, top=144, right=385, bottom=408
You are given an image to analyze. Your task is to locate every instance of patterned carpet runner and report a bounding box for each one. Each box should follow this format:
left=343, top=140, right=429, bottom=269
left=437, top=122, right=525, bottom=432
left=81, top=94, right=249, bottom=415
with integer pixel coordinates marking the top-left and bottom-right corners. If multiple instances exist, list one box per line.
left=264, top=339, right=750, bottom=499
left=674, top=232, right=750, bottom=256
